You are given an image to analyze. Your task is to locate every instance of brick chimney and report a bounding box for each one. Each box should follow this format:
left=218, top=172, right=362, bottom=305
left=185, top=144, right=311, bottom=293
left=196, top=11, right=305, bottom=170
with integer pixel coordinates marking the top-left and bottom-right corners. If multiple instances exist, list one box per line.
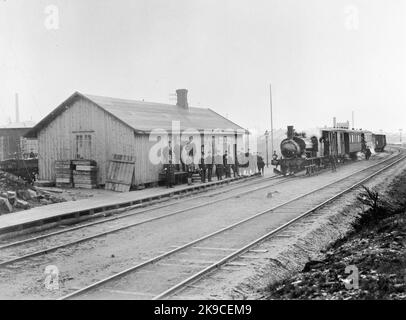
left=176, top=89, right=188, bottom=109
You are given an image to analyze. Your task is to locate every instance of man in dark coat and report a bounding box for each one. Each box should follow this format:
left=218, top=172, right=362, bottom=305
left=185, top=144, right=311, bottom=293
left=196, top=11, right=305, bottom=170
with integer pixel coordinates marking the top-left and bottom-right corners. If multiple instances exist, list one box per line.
left=330, top=155, right=337, bottom=172
left=231, top=151, right=239, bottom=177
left=214, top=152, right=223, bottom=180
left=365, top=147, right=372, bottom=160
left=323, top=138, right=330, bottom=157
left=205, top=150, right=213, bottom=182
left=199, top=152, right=207, bottom=183
left=257, top=153, right=265, bottom=175
left=223, top=151, right=231, bottom=178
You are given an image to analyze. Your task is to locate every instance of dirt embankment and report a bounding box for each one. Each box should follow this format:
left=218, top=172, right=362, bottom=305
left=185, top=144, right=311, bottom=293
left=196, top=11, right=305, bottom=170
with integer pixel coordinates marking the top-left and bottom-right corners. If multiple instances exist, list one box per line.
left=267, top=171, right=406, bottom=300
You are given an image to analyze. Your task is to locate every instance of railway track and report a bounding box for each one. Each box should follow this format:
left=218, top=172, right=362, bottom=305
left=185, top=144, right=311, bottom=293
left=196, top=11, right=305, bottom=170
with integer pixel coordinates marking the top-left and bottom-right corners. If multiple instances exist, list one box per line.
left=0, top=173, right=295, bottom=267
left=0, top=173, right=264, bottom=242
left=58, top=150, right=405, bottom=300
left=0, top=173, right=277, bottom=247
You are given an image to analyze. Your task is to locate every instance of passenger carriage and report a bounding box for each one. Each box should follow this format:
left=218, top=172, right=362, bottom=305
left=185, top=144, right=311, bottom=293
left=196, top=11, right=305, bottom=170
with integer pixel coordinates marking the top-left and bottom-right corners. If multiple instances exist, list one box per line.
left=372, top=134, right=386, bottom=152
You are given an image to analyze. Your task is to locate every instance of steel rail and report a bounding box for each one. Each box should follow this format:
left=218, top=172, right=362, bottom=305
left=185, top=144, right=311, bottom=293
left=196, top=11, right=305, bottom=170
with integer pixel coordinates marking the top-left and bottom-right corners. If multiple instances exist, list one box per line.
left=0, top=174, right=283, bottom=250
left=59, top=152, right=405, bottom=300
left=0, top=175, right=292, bottom=267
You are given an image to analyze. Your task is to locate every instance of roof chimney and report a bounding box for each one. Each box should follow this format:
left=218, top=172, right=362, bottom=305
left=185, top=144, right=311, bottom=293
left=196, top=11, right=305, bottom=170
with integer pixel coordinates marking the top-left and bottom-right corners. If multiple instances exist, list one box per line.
left=15, top=93, right=20, bottom=123
left=176, top=89, right=188, bottom=109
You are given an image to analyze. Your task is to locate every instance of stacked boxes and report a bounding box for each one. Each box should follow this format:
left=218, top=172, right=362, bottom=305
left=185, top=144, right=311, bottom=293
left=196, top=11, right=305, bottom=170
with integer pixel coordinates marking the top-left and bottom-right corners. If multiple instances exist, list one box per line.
left=55, top=160, right=73, bottom=188
left=72, top=160, right=98, bottom=189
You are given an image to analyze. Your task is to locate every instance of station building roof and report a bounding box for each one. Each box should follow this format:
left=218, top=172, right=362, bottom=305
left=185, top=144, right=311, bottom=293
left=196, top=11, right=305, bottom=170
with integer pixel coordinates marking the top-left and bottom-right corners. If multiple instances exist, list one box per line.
left=25, top=91, right=248, bottom=138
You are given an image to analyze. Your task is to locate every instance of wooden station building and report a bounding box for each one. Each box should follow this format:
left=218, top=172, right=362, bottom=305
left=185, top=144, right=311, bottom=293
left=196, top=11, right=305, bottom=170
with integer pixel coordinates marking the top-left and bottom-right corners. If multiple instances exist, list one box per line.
left=0, top=122, right=38, bottom=161
left=25, top=90, right=247, bottom=187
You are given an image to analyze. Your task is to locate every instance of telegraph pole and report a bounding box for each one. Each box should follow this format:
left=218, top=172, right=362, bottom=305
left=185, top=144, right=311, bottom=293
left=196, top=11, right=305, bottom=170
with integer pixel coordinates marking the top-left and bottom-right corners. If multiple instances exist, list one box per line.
left=265, top=130, right=269, bottom=167
left=269, top=84, right=274, bottom=156
left=352, top=111, right=355, bottom=129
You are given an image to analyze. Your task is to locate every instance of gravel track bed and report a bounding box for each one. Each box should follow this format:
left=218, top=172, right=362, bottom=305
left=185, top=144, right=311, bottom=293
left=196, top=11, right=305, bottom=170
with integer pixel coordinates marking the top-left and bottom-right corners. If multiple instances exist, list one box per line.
left=171, top=152, right=405, bottom=299
left=0, top=152, right=394, bottom=299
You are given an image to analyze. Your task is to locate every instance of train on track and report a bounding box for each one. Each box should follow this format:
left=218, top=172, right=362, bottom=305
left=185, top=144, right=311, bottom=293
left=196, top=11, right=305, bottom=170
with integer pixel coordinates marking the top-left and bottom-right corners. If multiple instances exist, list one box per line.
left=272, top=125, right=386, bottom=176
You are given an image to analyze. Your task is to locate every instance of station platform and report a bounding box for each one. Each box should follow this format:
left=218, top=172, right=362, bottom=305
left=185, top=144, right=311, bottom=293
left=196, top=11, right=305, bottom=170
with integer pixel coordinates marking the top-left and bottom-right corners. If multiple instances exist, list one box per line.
left=0, top=173, right=262, bottom=238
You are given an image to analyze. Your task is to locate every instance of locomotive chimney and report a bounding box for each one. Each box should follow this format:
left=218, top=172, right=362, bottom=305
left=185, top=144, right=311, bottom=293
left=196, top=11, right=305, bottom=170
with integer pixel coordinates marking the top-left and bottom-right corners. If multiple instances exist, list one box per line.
left=287, top=125, right=294, bottom=139
left=176, top=89, right=189, bottom=109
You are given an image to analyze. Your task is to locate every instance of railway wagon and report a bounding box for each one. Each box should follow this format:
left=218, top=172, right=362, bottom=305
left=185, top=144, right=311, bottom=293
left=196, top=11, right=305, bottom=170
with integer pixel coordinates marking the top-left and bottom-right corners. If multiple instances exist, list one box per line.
left=320, top=128, right=372, bottom=157
left=0, top=158, right=38, bottom=183
left=372, top=134, right=386, bottom=152
left=272, top=125, right=371, bottom=175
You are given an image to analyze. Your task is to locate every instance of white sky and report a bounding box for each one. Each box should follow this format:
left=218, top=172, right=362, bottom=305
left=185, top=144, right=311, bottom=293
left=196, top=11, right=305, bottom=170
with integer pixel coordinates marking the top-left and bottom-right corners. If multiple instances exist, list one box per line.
left=0, top=0, right=405, bottom=134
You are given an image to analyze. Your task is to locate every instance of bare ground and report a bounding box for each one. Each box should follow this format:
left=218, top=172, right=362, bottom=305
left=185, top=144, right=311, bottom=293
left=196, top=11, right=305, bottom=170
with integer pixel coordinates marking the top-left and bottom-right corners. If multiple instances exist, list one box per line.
left=266, top=169, right=406, bottom=300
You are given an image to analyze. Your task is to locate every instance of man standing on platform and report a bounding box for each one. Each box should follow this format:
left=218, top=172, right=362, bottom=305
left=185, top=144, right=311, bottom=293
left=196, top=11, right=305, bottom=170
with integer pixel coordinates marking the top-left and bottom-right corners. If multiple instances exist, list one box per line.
left=215, top=151, right=223, bottom=180
left=199, top=151, right=207, bottom=183
left=205, top=150, right=213, bottom=182
left=226, top=151, right=234, bottom=178
left=223, top=151, right=231, bottom=178
left=164, top=157, right=175, bottom=188
left=232, top=158, right=239, bottom=178
left=257, top=153, right=265, bottom=175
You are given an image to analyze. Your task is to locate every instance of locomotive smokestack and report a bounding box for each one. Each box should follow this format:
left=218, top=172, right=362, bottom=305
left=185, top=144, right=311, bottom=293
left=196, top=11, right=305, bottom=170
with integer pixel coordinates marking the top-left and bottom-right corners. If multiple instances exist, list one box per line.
left=287, top=125, right=294, bottom=139
left=176, top=89, right=189, bottom=109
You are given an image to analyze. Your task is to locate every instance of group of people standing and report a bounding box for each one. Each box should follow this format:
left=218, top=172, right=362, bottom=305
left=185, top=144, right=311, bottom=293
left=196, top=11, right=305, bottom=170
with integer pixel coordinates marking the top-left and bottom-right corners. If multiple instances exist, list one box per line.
left=199, top=150, right=238, bottom=184
left=163, top=149, right=269, bottom=188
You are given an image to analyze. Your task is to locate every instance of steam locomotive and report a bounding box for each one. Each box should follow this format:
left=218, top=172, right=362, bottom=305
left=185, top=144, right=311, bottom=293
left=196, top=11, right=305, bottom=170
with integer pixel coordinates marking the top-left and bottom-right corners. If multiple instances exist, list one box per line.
left=272, top=125, right=385, bottom=176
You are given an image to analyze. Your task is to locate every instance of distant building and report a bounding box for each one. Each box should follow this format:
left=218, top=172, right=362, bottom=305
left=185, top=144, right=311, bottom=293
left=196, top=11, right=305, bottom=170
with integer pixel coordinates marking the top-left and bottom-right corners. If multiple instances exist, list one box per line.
left=0, top=121, right=38, bottom=160
left=25, top=90, right=247, bottom=186
left=256, top=129, right=287, bottom=165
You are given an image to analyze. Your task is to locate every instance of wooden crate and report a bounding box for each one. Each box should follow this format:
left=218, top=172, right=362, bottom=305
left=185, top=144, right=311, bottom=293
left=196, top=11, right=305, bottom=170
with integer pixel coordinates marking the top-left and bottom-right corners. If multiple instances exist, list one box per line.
left=72, top=159, right=98, bottom=189
left=55, top=160, right=73, bottom=188
left=105, top=154, right=135, bottom=192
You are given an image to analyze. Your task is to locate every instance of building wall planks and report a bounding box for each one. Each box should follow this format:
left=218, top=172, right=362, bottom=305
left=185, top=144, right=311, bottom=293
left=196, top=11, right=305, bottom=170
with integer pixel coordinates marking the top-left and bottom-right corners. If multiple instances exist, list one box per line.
left=37, top=98, right=161, bottom=185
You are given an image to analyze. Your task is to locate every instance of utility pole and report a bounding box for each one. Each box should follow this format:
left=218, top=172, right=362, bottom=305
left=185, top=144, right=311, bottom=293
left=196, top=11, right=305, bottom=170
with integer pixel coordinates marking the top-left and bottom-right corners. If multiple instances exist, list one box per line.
left=352, top=111, right=354, bottom=129
left=269, top=83, right=274, bottom=156
left=265, top=130, right=269, bottom=167
left=400, top=129, right=403, bottom=144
